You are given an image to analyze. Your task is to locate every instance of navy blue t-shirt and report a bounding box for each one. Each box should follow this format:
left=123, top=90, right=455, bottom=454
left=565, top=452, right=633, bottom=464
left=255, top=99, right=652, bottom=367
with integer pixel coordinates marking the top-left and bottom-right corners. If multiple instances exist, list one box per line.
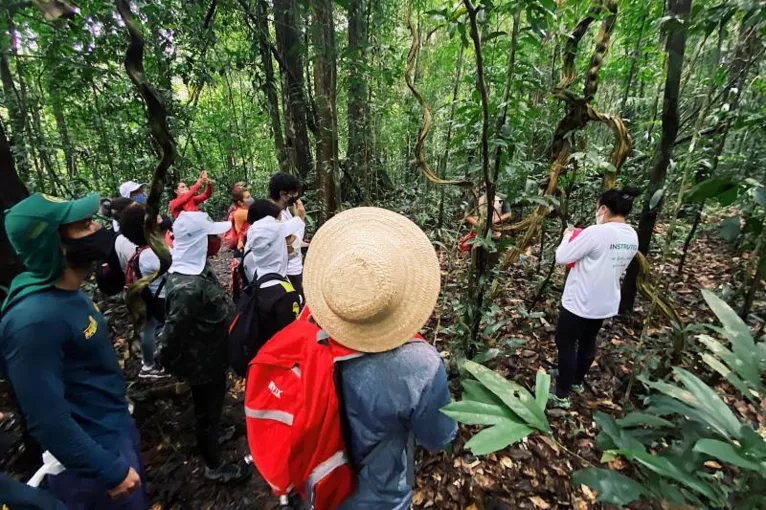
left=0, top=288, right=132, bottom=488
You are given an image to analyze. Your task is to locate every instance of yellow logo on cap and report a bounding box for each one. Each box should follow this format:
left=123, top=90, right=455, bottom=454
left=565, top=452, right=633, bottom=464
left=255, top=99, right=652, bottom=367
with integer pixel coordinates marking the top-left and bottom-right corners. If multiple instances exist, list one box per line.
left=41, top=194, right=66, bottom=203
left=83, top=316, right=98, bottom=340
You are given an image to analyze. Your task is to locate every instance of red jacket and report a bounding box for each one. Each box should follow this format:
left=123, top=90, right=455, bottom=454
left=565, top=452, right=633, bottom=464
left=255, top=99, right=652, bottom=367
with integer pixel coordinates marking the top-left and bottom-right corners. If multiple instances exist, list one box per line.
left=169, top=181, right=213, bottom=218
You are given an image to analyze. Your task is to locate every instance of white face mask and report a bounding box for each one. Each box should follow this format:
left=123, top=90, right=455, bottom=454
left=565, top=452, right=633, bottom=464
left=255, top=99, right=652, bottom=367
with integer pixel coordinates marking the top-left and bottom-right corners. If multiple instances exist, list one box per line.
left=595, top=207, right=606, bottom=225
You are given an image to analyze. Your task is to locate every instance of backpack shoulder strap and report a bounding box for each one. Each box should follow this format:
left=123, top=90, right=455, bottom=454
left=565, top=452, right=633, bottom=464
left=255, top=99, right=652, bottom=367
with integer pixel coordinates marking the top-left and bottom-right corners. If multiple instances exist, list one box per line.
left=256, top=273, right=286, bottom=286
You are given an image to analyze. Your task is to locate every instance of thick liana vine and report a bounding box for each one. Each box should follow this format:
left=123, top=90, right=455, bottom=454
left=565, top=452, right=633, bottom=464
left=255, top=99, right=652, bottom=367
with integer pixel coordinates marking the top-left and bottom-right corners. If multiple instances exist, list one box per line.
left=404, top=1, right=472, bottom=188
left=501, top=0, right=631, bottom=264
left=116, top=0, right=176, bottom=339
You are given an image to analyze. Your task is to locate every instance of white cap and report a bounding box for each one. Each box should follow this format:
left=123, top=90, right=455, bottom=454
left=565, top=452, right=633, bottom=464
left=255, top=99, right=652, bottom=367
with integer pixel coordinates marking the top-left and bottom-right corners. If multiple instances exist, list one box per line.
left=119, top=181, right=147, bottom=198
left=169, top=212, right=231, bottom=275
left=245, top=217, right=303, bottom=279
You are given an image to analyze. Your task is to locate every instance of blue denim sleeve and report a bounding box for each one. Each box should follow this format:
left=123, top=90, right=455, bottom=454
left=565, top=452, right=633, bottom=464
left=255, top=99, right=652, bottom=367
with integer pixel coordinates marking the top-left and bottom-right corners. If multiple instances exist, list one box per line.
left=0, top=473, right=67, bottom=509
left=411, top=359, right=458, bottom=451
left=2, top=322, right=129, bottom=489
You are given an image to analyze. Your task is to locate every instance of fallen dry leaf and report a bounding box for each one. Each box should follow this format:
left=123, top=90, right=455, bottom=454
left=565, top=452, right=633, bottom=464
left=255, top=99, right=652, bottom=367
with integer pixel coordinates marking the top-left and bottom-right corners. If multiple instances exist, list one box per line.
left=529, top=495, right=551, bottom=509
left=412, top=490, right=426, bottom=506
left=704, top=460, right=723, bottom=469
left=580, top=484, right=597, bottom=501
left=574, top=498, right=589, bottom=510
left=500, top=456, right=514, bottom=469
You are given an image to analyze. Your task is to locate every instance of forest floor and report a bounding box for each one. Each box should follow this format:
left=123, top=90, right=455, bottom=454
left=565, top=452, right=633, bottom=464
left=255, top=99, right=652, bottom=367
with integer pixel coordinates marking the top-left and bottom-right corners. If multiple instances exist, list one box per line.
left=1, top=219, right=764, bottom=509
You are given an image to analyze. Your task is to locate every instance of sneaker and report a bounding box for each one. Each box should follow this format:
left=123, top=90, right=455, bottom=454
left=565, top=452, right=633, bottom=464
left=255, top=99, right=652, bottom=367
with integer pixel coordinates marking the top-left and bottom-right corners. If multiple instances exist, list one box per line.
left=547, top=394, right=571, bottom=409
left=571, top=384, right=585, bottom=394
left=218, top=424, right=236, bottom=445
left=204, top=461, right=251, bottom=484
left=139, top=364, right=170, bottom=380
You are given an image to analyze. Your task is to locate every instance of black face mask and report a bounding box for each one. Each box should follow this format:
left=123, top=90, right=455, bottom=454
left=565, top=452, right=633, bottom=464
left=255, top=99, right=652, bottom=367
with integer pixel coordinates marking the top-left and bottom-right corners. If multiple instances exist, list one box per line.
left=286, top=195, right=298, bottom=207
left=61, top=227, right=115, bottom=268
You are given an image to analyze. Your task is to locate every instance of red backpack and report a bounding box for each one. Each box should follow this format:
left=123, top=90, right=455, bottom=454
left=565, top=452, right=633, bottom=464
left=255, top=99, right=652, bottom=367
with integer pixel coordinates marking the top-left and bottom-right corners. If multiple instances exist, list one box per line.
left=124, top=246, right=149, bottom=287
left=245, top=320, right=360, bottom=508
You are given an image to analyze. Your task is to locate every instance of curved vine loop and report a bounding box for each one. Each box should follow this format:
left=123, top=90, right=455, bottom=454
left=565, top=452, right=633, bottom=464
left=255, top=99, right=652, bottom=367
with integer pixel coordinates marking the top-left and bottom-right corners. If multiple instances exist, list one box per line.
left=405, top=1, right=472, bottom=188
left=116, top=0, right=176, bottom=339
left=501, top=0, right=623, bottom=262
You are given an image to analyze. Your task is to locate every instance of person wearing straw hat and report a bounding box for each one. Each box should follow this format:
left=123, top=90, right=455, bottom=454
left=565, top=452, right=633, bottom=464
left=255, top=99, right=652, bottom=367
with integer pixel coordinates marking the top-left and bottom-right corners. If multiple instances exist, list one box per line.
left=0, top=193, right=145, bottom=508
left=302, top=207, right=457, bottom=509
left=159, top=211, right=250, bottom=484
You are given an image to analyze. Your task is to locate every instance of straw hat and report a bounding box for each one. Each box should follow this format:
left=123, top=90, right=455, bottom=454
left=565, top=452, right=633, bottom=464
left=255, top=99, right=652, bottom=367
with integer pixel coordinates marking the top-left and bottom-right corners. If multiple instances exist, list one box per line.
left=304, top=207, right=441, bottom=353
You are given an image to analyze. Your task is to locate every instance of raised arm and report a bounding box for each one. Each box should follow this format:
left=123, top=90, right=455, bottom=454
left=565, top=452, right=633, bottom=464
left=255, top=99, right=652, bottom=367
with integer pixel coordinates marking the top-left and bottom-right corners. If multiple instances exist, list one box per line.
left=193, top=180, right=213, bottom=205
left=3, top=323, right=130, bottom=488
left=169, top=181, right=202, bottom=217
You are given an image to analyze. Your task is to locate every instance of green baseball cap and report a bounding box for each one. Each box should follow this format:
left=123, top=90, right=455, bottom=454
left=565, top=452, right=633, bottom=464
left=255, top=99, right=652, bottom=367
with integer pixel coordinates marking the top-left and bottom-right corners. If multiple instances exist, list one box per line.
left=3, top=193, right=101, bottom=311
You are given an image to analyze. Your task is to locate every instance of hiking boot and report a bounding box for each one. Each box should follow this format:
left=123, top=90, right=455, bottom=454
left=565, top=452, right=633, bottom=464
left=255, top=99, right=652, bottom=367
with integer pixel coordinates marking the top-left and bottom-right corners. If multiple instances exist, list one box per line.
left=547, top=394, right=571, bottom=409
left=139, top=364, right=170, bottom=380
left=218, top=424, right=236, bottom=445
left=571, top=384, right=585, bottom=394
left=204, top=461, right=251, bottom=484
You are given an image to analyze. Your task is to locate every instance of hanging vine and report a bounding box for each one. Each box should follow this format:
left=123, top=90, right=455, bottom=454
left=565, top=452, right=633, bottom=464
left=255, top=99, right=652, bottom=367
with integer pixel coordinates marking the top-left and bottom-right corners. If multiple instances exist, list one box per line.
left=404, top=1, right=472, bottom=188
left=115, top=0, right=176, bottom=341
left=500, top=0, right=632, bottom=265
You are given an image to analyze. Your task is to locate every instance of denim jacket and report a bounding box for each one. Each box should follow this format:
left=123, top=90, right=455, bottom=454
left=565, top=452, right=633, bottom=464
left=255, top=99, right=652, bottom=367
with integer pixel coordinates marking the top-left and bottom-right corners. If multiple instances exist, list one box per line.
left=338, top=341, right=457, bottom=509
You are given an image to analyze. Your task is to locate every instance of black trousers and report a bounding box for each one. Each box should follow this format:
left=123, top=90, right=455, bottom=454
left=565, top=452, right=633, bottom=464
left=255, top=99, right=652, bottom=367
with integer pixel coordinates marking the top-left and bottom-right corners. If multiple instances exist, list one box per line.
left=190, top=372, right=226, bottom=468
left=554, top=307, right=604, bottom=398
left=288, top=273, right=304, bottom=303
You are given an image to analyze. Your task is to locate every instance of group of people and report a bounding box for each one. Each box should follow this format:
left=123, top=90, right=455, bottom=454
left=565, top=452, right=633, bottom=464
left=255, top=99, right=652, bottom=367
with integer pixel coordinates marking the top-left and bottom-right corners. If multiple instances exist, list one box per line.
left=0, top=165, right=640, bottom=509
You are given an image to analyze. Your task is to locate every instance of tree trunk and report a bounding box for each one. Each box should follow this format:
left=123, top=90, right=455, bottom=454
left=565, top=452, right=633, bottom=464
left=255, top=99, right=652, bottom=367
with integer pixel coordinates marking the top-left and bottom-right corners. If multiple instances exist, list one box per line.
left=437, top=43, right=464, bottom=229
left=491, top=7, right=521, bottom=183
left=50, top=87, right=76, bottom=177
left=0, top=37, right=29, bottom=182
left=0, top=120, right=28, bottom=291
left=620, top=5, right=648, bottom=116
left=621, top=0, right=691, bottom=313
left=678, top=21, right=759, bottom=272
left=274, top=0, right=313, bottom=178
left=464, top=0, right=492, bottom=354
left=347, top=0, right=370, bottom=201
left=311, top=0, right=339, bottom=224
left=251, top=0, right=289, bottom=173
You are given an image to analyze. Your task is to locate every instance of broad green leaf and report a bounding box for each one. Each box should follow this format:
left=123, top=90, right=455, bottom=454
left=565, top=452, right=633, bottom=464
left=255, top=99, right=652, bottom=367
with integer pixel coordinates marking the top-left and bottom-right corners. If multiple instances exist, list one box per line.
left=673, top=368, right=743, bottom=440
left=697, top=334, right=762, bottom=392
left=463, top=360, right=550, bottom=434
left=572, top=468, right=647, bottom=506
left=464, top=421, right=534, bottom=455
left=693, top=439, right=765, bottom=473
left=441, top=400, right=520, bottom=426
left=644, top=395, right=737, bottom=441
left=718, top=185, right=739, bottom=206
left=685, top=178, right=736, bottom=203
left=472, top=348, right=502, bottom=364
left=616, top=412, right=675, bottom=429
left=461, top=379, right=505, bottom=406
left=700, top=353, right=759, bottom=403
left=702, top=290, right=756, bottom=358
left=720, top=216, right=741, bottom=242
left=615, top=448, right=719, bottom=501
left=593, top=412, right=645, bottom=452
left=534, top=370, right=550, bottom=413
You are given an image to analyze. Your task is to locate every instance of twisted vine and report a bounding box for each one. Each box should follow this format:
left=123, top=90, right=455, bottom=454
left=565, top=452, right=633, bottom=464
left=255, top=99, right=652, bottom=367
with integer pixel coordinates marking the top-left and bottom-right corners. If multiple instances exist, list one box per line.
left=405, top=1, right=472, bottom=188
left=501, top=0, right=629, bottom=264
left=116, top=0, right=176, bottom=339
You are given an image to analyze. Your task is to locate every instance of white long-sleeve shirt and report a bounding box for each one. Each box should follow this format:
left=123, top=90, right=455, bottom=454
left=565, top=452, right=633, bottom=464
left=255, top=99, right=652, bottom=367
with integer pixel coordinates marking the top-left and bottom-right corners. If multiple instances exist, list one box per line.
left=556, top=222, right=638, bottom=319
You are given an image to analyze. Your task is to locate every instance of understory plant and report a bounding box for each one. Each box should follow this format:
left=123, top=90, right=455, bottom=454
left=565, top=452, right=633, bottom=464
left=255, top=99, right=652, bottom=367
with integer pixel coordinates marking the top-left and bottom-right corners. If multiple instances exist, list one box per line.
left=440, top=360, right=551, bottom=455
left=573, top=292, right=766, bottom=508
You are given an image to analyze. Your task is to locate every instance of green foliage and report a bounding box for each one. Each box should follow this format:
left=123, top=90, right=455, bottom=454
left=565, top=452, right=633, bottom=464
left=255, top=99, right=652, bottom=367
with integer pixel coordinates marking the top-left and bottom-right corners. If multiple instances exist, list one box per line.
left=575, top=292, right=766, bottom=508
left=698, top=290, right=766, bottom=402
left=441, top=361, right=551, bottom=456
